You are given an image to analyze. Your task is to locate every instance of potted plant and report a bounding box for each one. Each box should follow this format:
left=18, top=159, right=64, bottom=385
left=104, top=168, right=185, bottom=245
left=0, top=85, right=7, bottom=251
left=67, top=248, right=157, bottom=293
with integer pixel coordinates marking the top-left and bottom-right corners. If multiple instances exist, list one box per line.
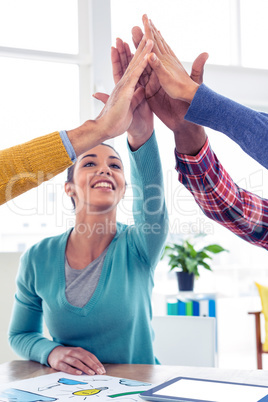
left=162, top=235, right=227, bottom=291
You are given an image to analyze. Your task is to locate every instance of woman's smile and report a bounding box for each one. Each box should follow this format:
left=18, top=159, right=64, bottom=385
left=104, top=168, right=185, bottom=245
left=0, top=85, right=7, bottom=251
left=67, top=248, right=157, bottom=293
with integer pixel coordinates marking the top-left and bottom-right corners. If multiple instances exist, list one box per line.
left=91, top=179, right=115, bottom=190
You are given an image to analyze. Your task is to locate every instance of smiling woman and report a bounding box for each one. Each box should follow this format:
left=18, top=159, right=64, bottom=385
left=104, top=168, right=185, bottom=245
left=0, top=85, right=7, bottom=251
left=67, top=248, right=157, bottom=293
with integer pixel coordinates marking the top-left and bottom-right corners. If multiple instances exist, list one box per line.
left=8, top=35, right=169, bottom=374
left=8, top=130, right=168, bottom=374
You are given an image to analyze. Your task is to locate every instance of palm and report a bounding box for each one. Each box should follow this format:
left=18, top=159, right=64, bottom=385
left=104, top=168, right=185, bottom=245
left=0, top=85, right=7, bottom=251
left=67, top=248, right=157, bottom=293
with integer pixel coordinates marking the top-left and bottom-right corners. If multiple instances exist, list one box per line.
left=141, top=68, right=189, bottom=131
left=111, top=39, right=153, bottom=138
left=130, top=94, right=153, bottom=136
left=132, top=22, right=208, bottom=132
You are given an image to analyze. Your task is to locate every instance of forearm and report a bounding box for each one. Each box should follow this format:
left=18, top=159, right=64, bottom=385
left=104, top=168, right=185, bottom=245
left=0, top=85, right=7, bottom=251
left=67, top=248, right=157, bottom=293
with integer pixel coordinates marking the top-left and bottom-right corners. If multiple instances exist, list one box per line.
left=66, top=119, right=109, bottom=157
left=174, top=120, right=207, bottom=156
left=185, top=84, right=268, bottom=169
left=0, top=132, right=72, bottom=205
left=176, top=140, right=268, bottom=250
left=127, top=129, right=153, bottom=151
left=128, top=131, right=169, bottom=264
left=8, top=300, right=61, bottom=365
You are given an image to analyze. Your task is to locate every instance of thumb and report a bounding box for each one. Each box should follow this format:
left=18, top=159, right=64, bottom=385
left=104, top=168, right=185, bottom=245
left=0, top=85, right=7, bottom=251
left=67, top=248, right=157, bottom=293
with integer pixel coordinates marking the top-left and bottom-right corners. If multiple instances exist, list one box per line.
left=93, top=92, right=110, bottom=104
left=148, top=52, right=168, bottom=80
left=190, top=52, right=209, bottom=85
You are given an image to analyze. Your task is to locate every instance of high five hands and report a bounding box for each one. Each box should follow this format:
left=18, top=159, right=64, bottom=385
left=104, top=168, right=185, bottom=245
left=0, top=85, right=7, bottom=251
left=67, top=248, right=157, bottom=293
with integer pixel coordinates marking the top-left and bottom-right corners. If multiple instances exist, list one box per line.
left=94, top=14, right=209, bottom=155
left=141, top=14, right=209, bottom=103
left=131, top=14, right=208, bottom=155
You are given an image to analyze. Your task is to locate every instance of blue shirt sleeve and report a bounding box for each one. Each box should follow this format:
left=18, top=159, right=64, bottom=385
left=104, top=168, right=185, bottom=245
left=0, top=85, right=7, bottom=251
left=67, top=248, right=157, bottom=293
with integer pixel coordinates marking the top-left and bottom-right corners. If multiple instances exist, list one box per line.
left=59, top=130, right=77, bottom=163
left=185, top=84, right=268, bottom=169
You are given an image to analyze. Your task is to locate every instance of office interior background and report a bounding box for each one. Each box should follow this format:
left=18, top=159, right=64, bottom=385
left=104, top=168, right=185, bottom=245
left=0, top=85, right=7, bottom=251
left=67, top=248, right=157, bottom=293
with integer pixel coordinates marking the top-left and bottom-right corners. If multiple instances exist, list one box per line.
left=0, top=0, right=268, bottom=368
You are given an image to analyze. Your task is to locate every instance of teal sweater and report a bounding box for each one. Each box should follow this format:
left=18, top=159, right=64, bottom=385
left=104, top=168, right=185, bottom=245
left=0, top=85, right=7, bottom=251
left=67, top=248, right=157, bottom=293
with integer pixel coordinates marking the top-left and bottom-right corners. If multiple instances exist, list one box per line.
left=9, top=132, right=168, bottom=366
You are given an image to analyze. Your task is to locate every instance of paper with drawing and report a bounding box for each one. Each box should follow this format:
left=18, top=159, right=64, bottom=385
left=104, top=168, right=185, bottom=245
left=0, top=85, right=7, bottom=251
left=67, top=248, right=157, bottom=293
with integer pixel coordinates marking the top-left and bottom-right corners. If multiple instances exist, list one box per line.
left=0, top=372, right=153, bottom=402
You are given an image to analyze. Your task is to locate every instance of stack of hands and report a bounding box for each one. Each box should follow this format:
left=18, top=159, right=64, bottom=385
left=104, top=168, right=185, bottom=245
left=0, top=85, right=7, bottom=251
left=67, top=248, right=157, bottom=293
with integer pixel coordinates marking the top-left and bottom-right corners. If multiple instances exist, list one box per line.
left=70, top=14, right=209, bottom=157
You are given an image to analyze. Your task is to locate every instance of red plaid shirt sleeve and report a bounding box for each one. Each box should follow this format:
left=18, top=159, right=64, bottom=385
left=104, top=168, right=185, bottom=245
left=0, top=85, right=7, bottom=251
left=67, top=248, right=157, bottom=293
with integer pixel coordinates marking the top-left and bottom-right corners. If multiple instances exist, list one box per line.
left=175, top=138, right=268, bottom=250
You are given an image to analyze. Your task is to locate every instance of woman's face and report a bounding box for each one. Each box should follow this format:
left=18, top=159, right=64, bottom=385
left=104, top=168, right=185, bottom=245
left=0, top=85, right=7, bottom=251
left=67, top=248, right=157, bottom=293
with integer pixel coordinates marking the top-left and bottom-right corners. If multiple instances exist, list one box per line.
left=66, top=144, right=126, bottom=214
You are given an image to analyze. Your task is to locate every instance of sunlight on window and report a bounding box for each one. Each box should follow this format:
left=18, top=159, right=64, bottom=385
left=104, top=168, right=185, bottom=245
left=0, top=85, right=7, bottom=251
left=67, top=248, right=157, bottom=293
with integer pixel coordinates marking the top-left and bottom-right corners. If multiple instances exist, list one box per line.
left=0, top=0, right=78, bottom=53
left=240, top=0, right=268, bottom=69
left=111, top=0, right=233, bottom=65
left=0, top=58, right=79, bottom=148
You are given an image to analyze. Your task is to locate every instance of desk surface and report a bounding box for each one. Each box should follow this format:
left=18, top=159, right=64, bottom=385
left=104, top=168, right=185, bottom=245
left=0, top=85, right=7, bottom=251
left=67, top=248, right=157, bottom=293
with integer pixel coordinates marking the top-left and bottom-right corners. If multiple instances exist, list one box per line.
left=1, top=360, right=268, bottom=387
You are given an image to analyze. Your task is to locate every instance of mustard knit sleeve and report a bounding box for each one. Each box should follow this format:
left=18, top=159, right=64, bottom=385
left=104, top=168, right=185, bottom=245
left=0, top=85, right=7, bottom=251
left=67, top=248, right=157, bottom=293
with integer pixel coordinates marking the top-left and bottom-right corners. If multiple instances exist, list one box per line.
left=0, top=131, right=72, bottom=205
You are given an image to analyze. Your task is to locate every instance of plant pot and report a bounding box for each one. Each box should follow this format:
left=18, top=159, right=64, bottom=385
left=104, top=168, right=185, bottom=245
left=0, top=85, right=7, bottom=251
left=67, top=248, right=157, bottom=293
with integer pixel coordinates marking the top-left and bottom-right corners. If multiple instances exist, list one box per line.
left=176, top=271, right=195, bottom=291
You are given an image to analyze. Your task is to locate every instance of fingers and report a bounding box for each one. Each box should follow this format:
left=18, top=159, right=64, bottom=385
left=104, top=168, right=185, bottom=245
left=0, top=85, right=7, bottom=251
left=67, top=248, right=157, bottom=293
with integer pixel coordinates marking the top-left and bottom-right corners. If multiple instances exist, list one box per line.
left=190, top=52, right=209, bottom=84
left=147, top=52, right=196, bottom=102
left=131, top=26, right=143, bottom=50
left=116, top=38, right=132, bottom=75
left=93, top=92, right=109, bottom=104
left=142, top=14, right=153, bottom=41
left=142, top=14, right=161, bottom=58
left=94, top=37, right=153, bottom=138
left=132, top=26, right=152, bottom=79
left=111, top=46, right=124, bottom=84
left=125, top=38, right=153, bottom=84
left=48, top=346, right=106, bottom=376
left=148, top=53, right=166, bottom=76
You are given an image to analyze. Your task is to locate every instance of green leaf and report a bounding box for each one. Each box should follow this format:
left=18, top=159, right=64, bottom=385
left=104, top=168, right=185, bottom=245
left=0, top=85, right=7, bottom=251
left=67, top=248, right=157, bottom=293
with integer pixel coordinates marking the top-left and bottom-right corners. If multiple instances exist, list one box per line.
left=185, top=258, right=198, bottom=275
left=185, top=241, right=197, bottom=257
left=204, top=244, right=227, bottom=254
left=198, top=261, right=212, bottom=270
left=196, top=251, right=212, bottom=260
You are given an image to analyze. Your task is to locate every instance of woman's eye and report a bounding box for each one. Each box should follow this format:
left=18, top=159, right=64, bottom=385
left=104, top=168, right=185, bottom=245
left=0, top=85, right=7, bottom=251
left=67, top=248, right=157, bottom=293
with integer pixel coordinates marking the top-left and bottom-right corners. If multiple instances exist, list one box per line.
left=110, top=164, right=121, bottom=169
left=84, top=162, right=95, bottom=167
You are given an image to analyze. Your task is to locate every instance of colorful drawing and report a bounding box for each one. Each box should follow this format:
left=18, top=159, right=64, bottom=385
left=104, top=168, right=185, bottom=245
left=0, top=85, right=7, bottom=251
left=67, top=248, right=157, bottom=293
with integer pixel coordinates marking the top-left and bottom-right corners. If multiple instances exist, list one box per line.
left=0, top=373, right=154, bottom=402
left=119, top=380, right=151, bottom=387
left=0, top=387, right=57, bottom=402
left=73, top=387, right=108, bottom=396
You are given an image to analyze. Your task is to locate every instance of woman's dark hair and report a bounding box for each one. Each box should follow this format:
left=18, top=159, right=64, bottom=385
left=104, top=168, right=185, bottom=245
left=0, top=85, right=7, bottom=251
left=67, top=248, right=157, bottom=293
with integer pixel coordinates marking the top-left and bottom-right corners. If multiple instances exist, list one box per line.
left=66, top=143, right=124, bottom=209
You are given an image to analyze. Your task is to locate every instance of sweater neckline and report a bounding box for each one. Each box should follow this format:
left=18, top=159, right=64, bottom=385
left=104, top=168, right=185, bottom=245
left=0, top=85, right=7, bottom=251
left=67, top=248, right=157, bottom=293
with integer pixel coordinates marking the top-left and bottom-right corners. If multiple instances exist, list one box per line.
left=58, top=226, right=120, bottom=316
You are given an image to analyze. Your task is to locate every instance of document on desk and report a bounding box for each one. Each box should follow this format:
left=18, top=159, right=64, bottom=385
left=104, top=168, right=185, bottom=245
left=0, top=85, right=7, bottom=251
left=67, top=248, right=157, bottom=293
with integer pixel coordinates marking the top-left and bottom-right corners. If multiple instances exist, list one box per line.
left=140, top=376, right=268, bottom=402
left=0, top=372, right=154, bottom=402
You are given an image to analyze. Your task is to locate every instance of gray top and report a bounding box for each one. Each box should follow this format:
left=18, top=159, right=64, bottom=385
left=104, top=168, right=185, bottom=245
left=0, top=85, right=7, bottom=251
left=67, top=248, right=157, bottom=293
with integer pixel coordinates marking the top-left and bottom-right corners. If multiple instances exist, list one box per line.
left=65, top=247, right=108, bottom=307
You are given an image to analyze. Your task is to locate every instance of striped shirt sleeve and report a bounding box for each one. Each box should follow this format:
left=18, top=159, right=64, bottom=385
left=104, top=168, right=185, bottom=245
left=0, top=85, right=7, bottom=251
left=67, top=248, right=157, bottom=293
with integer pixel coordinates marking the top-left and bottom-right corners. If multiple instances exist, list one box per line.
left=175, top=138, right=268, bottom=250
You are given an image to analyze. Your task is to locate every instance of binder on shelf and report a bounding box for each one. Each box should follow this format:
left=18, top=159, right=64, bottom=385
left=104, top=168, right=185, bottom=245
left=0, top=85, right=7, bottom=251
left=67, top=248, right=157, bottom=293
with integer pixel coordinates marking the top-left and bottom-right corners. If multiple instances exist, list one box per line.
left=165, top=293, right=217, bottom=318
left=195, top=295, right=216, bottom=318
left=185, top=300, right=193, bottom=316
left=192, top=299, right=200, bottom=316
left=167, top=298, right=178, bottom=315
left=208, top=298, right=216, bottom=317
left=199, top=298, right=209, bottom=317
left=177, top=296, right=193, bottom=316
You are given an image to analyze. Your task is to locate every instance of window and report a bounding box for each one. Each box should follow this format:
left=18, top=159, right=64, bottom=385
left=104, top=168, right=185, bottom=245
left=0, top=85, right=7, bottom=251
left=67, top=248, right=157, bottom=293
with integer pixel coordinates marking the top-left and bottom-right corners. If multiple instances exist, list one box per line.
left=0, top=0, right=82, bottom=251
left=240, top=0, right=268, bottom=69
left=111, top=0, right=233, bottom=65
left=0, top=0, right=78, bottom=53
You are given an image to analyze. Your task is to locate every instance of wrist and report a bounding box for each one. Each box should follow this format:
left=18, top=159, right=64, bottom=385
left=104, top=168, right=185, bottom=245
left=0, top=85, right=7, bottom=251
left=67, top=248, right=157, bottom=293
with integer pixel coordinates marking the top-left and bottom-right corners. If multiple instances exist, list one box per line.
left=174, top=122, right=207, bottom=156
left=66, top=119, right=109, bottom=157
left=127, top=129, right=154, bottom=151
left=184, top=82, right=199, bottom=103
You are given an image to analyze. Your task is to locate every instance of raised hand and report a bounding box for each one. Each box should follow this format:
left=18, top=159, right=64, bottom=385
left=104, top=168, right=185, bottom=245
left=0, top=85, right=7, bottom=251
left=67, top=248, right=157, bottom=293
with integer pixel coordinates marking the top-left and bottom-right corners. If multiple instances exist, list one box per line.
left=132, top=18, right=208, bottom=133
left=93, top=36, right=153, bottom=140
left=47, top=345, right=106, bottom=376
left=143, top=15, right=208, bottom=102
left=95, top=37, right=154, bottom=150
